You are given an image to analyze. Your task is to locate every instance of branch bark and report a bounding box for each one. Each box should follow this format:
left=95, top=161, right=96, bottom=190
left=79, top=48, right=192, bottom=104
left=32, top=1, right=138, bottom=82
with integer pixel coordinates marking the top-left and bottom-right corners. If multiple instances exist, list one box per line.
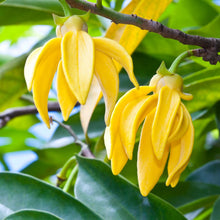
left=66, top=0, right=220, bottom=64
left=0, top=102, right=61, bottom=128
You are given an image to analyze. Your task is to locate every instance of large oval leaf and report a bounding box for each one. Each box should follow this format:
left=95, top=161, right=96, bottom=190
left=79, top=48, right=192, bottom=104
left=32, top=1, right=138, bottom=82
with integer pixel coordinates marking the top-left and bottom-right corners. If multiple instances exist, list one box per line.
left=0, top=172, right=101, bottom=220
left=186, top=160, right=220, bottom=186
left=75, top=157, right=186, bottom=220
left=4, top=209, right=61, bottom=220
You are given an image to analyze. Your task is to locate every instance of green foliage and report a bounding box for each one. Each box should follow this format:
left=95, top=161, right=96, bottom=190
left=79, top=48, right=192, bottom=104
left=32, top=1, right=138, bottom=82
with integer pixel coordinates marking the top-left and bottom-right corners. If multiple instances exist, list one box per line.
left=0, top=172, right=100, bottom=219
left=75, top=157, right=186, bottom=220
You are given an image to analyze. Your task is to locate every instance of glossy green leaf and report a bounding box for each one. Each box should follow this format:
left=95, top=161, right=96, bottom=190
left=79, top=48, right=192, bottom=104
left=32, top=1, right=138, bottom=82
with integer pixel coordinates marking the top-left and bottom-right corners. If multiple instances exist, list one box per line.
left=2, top=0, right=63, bottom=14
left=0, top=204, right=13, bottom=220
left=211, top=196, right=220, bottom=220
left=75, top=157, right=186, bottom=220
left=0, top=1, right=98, bottom=25
left=186, top=160, right=220, bottom=186
left=152, top=181, right=220, bottom=208
left=4, top=209, right=62, bottom=220
left=0, top=172, right=101, bottom=220
left=0, top=0, right=62, bottom=25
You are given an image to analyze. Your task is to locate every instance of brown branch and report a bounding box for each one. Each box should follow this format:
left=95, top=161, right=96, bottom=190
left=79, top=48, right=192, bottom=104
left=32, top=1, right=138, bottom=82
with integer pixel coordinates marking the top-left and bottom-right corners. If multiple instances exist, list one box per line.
left=0, top=102, right=61, bottom=128
left=0, top=103, right=94, bottom=158
left=66, top=0, right=220, bottom=64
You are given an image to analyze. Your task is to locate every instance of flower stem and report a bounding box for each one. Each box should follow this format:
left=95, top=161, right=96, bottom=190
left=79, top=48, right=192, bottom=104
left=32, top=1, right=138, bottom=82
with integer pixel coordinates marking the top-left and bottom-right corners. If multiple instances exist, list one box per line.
left=51, top=117, right=95, bottom=158
left=59, top=0, right=72, bottom=16
left=169, top=50, right=193, bottom=73
left=96, top=0, right=103, bottom=8
left=56, top=156, right=76, bottom=187
left=63, top=164, right=78, bottom=193
left=193, top=207, right=213, bottom=220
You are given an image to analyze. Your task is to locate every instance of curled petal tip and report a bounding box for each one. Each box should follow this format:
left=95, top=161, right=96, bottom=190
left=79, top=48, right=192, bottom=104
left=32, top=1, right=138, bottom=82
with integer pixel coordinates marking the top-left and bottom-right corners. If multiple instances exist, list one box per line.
left=179, top=92, right=193, bottom=101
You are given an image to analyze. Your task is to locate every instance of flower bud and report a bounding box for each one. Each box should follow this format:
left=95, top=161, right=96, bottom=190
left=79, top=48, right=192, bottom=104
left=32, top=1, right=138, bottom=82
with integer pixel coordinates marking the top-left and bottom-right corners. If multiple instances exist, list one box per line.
left=57, top=15, right=88, bottom=37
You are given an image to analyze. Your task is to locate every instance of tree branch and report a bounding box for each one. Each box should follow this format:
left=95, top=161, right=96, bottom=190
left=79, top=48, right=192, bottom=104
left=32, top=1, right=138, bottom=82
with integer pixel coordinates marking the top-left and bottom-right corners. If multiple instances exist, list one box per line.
left=0, top=102, right=61, bottom=128
left=66, top=0, right=220, bottom=64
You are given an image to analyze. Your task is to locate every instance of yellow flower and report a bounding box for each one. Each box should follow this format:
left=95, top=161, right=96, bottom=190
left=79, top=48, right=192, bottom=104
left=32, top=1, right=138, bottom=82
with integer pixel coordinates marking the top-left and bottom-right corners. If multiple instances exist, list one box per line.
left=24, top=15, right=138, bottom=128
left=104, top=63, right=194, bottom=197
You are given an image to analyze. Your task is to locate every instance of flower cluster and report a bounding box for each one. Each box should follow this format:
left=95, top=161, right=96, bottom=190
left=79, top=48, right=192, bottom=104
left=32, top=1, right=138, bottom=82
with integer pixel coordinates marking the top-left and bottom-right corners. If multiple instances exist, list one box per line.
left=104, top=63, right=194, bottom=196
left=24, top=15, right=138, bottom=128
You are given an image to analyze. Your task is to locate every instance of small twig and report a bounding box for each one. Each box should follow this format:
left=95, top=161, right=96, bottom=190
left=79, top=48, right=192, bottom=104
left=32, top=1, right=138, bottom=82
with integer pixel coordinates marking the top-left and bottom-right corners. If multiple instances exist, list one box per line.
left=66, top=0, right=220, bottom=64
left=51, top=117, right=95, bottom=158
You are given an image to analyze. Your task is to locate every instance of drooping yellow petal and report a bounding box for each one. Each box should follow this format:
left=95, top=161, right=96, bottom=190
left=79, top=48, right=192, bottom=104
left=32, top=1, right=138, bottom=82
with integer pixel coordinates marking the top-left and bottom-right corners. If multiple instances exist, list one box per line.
left=32, top=38, right=61, bottom=128
left=62, top=31, right=95, bottom=104
left=168, top=104, right=189, bottom=143
left=105, top=0, right=172, bottom=58
left=104, top=127, right=128, bottom=174
left=108, top=86, right=154, bottom=159
left=120, top=94, right=157, bottom=159
left=138, top=110, right=169, bottom=197
left=111, top=134, right=128, bottom=175
left=57, top=61, right=77, bottom=121
left=104, top=126, right=111, bottom=159
left=152, top=86, right=180, bottom=160
left=80, top=76, right=102, bottom=134
left=166, top=104, right=194, bottom=186
left=94, top=50, right=119, bottom=125
left=93, top=37, right=138, bottom=88
left=169, top=162, right=189, bottom=188
left=24, top=47, right=42, bottom=91
left=168, top=105, right=183, bottom=143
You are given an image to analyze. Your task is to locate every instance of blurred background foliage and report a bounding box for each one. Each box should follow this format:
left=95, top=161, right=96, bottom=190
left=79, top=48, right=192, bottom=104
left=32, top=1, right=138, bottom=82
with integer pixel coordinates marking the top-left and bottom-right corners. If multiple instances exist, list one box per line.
left=0, top=0, right=219, bottom=219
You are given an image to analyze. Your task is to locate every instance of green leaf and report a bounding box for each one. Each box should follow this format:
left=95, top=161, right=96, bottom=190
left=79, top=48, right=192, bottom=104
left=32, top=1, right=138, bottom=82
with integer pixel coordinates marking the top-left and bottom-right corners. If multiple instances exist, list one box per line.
left=75, top=157, right=186, bottom=220
left=186, top=160, right=220, bottom=186
left=0, top=6, right=54, bottom=25
left=4, top=209, right=62, bottom=220
left=168, top=0, right=218, bottom=29
left=2, top=0, right=63, bottom=14
left=0, top=172, right=101, bottom=220
left=0, top=0, right=64, bottom=25
left=188, top=14, right=220, bottom=38
left=152, top=181, right=220, bottom=209
left=137, top=32, right=188, bottom=66
left=211, top=196, right=220, bottom=220
left=0, top=1, right=96, bottom=25
left=183, top=66, right=220, bottom=113
left=0, top=54, right=28, bottom=111
left=0, top=204, right=13, bottom=220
